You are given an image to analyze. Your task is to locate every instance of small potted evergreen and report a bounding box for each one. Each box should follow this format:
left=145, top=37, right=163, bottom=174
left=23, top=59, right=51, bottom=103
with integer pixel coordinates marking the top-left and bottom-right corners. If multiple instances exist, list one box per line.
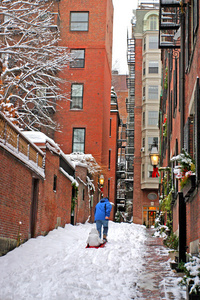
left=179, top=255, right=200, bottom=300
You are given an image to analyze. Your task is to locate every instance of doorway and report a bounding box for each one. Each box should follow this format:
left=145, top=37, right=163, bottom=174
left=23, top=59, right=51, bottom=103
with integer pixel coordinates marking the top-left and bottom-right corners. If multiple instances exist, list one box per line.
left=30, top=178, right=39, bottom=238
left=143, top=206, right=159, bottom=227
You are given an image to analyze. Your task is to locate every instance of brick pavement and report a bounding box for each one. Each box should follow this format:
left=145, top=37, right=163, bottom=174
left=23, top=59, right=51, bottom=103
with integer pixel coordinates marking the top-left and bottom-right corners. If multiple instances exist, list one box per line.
left=132, top=228, right=186, bottom=300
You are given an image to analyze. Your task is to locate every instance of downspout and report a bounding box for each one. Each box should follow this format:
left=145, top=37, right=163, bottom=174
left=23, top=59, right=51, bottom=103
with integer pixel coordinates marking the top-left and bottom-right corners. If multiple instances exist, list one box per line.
left=180, top=9, right=185, bottom=149
left=179, top=4, right=186, bottom=263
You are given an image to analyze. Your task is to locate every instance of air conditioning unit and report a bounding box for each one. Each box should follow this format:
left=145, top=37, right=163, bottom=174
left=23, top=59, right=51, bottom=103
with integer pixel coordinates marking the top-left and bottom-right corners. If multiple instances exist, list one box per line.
left=141, top=147, right=145, bottom=152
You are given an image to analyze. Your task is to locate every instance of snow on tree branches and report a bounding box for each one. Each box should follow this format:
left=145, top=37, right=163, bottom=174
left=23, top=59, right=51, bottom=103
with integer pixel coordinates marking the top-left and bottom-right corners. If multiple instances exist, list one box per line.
left=0, top=0, right=71, bottom=131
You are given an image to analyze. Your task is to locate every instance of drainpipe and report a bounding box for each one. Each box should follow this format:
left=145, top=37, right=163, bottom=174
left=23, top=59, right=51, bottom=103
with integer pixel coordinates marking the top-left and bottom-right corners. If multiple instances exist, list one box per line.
left=179, top=5, right=186, bottom=263
left=180, top=9, right=185, bottom=150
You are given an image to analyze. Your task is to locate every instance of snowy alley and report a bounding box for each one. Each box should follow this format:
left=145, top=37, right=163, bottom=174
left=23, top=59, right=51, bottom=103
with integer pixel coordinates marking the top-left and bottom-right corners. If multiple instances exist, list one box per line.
left=0, top=222, right=186, bottom=300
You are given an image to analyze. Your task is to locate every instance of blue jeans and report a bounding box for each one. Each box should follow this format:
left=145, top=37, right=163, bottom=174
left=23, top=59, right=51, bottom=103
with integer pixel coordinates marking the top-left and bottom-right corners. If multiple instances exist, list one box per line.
left=96, top=220, right=109, bottom=239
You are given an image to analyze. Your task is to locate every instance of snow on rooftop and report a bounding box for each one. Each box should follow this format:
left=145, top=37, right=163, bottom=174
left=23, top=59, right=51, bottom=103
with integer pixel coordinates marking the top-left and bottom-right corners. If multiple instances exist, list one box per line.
left=23, top=131, right=59, bottom=148
left=22, top=133, right=100, bottom=175
left=65, top=152, right=101, bottom=175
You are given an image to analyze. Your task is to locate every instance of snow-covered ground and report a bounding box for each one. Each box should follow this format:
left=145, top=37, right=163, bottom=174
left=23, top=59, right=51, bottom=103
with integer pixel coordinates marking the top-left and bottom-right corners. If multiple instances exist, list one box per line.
left=0, top=222, right=185, bottom=300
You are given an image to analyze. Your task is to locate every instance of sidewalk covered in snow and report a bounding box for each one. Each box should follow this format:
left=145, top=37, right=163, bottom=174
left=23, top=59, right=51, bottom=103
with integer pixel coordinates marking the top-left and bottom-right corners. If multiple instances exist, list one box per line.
left=0, top=222, right=186, bottom=300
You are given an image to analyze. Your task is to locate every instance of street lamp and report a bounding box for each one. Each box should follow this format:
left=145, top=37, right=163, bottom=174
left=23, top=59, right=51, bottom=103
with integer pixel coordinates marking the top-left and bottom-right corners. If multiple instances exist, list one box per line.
left=99, top=174, right=104, bottom=186
left=149, top=144, right=160, bottom=177
left=99, top=174, right=104, bottom=198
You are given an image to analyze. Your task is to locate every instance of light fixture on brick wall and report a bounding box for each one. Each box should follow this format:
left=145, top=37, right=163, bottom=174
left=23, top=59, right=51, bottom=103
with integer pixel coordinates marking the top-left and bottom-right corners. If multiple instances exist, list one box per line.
left=149, top=142, right=160, bottom=177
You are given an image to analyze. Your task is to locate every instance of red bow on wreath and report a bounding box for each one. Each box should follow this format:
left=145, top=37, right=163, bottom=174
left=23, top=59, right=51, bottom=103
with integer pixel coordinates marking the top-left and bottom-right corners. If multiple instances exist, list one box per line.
left=152, top=167, right=160, bottom=178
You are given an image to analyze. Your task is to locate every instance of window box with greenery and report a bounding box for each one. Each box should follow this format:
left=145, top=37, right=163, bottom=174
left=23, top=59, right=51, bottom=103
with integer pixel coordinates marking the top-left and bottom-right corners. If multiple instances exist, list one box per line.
left=163, top=115, right=167, bottom=138
left=171, top=149, right=196, bottom=198
left=164, top=67, right=168, bottom=90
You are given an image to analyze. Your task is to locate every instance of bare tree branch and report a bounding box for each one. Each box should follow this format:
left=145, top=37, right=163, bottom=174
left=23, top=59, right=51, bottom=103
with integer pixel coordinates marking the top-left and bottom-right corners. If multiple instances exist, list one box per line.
left=0, top=0, right=71, bottom=132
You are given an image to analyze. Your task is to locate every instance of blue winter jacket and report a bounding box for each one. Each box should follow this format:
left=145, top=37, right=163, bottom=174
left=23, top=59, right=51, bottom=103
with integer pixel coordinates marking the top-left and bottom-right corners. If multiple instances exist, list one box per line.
left=94, top=197, right=112, bottom=221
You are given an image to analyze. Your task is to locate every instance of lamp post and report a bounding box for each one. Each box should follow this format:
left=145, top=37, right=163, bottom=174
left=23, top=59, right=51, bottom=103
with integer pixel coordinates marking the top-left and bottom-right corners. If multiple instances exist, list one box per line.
left=99, top=174, right=104, bottom=198
left=149, top=144, right=160, bottom=177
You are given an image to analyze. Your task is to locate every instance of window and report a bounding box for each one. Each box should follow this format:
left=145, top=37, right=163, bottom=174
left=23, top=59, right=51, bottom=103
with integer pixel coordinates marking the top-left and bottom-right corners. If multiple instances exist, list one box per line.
left=72, top=128, right=85, bottom=153
left=148, top=111, right=158, bottom=126
left=143, top=62, right=146, bottom=76
left=142, top=164, right=145, bottom=179
left=70, top=49, right=85, bottom=68
left=53, top=175, right=57, bottom=191
left=148, top=85, right=158, bottom=100
left=149, top=36, right=158, bottom=49
left=109, top=119, right=112, bottom=137
left=108, top=179, right=110, bottom=199
left=149, top=16, right=158, bottom=30
left=143, top=86, right=146, bottom=97
left=143, top=37, right=146, bottom=51
left=70, top=12, right=89, bottom=31
left=143, top=112, right=145, bottom=127
left=108, top=150, right=111, bottom=170
left=148, top=164, right=153, bottom=178
left=82, top=188, right=85, bottom=201
left=71, top=84, right=83, bottom=109
left=148, top=137, right=158, bottom=151
left=142, top=137, right=145, bottom=148
left=36, top=87, right=47, bottom=105
left=149, top=61, right=159, bottom=74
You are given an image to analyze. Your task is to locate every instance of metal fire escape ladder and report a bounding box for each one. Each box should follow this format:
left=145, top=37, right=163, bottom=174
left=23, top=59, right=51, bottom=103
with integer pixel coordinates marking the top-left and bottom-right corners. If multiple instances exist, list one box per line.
left=126, top=35, right=135, bottom=187
left=159, top=0, right=185, bottom=49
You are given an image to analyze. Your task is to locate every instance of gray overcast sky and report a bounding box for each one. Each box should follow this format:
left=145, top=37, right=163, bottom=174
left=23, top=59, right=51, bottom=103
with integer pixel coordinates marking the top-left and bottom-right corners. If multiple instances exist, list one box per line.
left=112, top=0, right=138, bottom=74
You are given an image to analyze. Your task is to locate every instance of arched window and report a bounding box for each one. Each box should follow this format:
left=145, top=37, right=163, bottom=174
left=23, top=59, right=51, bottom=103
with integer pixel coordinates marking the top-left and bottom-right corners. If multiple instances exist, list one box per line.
left=143, top=12, right=159, bottom=32
left=149, top=16, right=158, bottom=30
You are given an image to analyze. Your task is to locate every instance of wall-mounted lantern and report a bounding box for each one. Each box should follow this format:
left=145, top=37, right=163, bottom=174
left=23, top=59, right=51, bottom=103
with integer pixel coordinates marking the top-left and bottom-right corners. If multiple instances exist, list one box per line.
left=149, top=144, right=160, bottom=177
left=99, top=174, right=104, bottom=198
left=99, top=174, right=104, bottom=186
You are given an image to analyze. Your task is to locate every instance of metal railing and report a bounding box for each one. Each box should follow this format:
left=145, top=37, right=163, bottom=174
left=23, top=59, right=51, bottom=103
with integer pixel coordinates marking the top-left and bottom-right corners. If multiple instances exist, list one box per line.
left=0, top=112, right=44, bottom=169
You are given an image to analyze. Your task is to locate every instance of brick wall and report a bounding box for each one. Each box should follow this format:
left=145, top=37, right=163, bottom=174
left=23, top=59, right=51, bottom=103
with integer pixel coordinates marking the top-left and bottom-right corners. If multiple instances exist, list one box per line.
left=0, top=149, right=33, bottom=241
left=0, top=144, right=73, bottom=254
left=54, top=0, right=114, bottom=210
left=35, top=148, right=72, bottom=236
left=133, top=38, right=143, bottom=224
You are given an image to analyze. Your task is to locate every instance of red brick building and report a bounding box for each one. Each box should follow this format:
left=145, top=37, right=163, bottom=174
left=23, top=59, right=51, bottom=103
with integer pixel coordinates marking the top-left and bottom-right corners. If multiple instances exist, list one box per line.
left=54, top=0, right=115, bottom=213
left=112, top=72, right=128, bottom=124
left=159, top=0, right=200, bottom=260
left=0, top=113, right=99, bottom=255
left=112, top=72, right=129, bottom=216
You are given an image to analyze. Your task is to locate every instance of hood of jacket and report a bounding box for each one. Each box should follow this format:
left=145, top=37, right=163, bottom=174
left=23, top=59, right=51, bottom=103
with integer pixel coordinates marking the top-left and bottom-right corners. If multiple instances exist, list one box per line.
left=100, top=197, right=109, bottom=203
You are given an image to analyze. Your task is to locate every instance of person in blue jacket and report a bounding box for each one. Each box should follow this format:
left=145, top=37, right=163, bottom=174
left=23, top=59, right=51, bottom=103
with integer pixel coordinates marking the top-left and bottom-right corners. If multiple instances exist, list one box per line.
left=94, top=197, right=112, bottom=242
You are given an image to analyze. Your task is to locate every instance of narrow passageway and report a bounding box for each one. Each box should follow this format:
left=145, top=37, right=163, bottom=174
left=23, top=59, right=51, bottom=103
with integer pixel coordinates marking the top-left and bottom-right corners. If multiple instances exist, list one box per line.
left=133, top=228, right=186, bottom=300
left=0, top=223, right=186, bottom=300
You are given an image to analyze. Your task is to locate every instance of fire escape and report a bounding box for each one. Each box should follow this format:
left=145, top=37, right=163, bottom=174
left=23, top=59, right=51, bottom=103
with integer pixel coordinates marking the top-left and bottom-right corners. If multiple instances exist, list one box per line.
left=159, top=0, right=185, bottom=49
left=124, top=34, right=135, bottom=220
left=116, top=121, right=126, bottom=213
